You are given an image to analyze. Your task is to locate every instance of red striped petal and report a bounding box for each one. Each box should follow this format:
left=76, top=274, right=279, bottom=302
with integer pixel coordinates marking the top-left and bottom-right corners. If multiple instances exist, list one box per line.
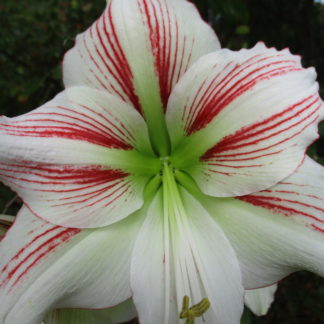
left=63, top=0, right=220, bottom=114
left=0, top=87, right=153, bottom=228
left=0, top=207, right=143, bottom=323
left=1, top=87, right=150, bottom=151
left=168, top=43, right=323, bottom=197
left=237, top=157, right=324, bottom=233
left=0, top=162, right=143, bottom=228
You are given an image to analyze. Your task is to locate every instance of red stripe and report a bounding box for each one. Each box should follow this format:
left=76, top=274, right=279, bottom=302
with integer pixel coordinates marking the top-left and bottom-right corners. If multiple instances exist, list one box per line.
left=188, top=64, right=300, bottom=134
left=1, top=115, right=132, bottom=150
left=0, top=162, right=131, bottom=213
left=84, top=27, right=127, bottom=100
left=168, top=20, right=179, bottom=104
left=79, top=4, right=141, bottom=113
left=210, top=106, right=318, bottom=157
left=0, top=227, right=80, bottom=289
left=140, top=0, right=181, bottom=110
left=75, top=104, right=135, bottom=142
left=206, top=163, right=263, bottom=168
left=10, top=228, right=81, bottom=289
left=215, top=96, right=317, bottom=150
left=54, top=180, right=129, bottom=207
left=6, top=117, right=128, bottom=150
left=0, top=163, right=129, bottom=211
left=95, top=19, right=129, bottom=101
left=26, top=111, right=114, bottom=137
left=105, top=2, right=141, bottom=112
left=203, top=95, right=318, bottom=157
left=238, top=195, right=324, bottom=223
left=202, top=100, right=320, bottom=161
left=207, top=58, right=292, bottom=117
left=263, top=189, right=323, bottom=201
left=78, top=52, right=107, bottom=91
left=311, top=224, right=324, bottom=233
left=77, top=40, right=113, bottom=94
left=184, top=53, right=301, bottom=134
left=1, top=226, right=60, bottom=275
left=83, top=34, right=125, bottom=99
left=184, top=63, right=223, bottom=129
left=142, top=0, right=166, bottom=107
left=250, top=194, right=324, bottom=213
left=0, top=170, right=125, bottom=198
left=214, top=150, right=283, bottom=162
left=92, top=21, right=132, bottom=104
left=0, top=164, right=127, bottom=185
left=185, top=60, right=238, bottom=130
left=56, top=105, right=129, bottom=141
left=184, top=56, right=260, bottom=131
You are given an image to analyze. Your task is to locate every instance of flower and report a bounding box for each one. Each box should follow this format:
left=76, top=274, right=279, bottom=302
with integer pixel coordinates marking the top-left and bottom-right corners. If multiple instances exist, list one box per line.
left=0, top=0, right=323, bottom=323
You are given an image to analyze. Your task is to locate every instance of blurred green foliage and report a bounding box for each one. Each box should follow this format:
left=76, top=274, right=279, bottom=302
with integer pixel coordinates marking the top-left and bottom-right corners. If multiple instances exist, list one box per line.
left=0, top=0, right=323, bottom=323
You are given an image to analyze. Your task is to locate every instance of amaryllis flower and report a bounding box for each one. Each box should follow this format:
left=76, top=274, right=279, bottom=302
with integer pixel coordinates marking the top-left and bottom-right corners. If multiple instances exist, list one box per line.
left=0, top=0, right=323, bottom=323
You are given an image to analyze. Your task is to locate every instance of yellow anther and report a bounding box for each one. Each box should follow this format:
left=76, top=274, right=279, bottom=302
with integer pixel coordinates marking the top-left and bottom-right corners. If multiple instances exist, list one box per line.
left=179, top=295, right=210, bottom=324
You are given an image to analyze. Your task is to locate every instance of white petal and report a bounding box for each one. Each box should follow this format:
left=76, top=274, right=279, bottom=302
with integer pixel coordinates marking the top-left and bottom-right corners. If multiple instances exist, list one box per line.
left=0, top=206, right=144, bottom=324
left=0, top=86, right=156, bottom=228
left=244, top=284, right=277, bottom=316
left=131, top=191, right=178, bottom=324
left=168, top=43, right=323, bottom=197
left=204, top=157, right=324, bottom=288
left=131, top=187, right=244, bottom=324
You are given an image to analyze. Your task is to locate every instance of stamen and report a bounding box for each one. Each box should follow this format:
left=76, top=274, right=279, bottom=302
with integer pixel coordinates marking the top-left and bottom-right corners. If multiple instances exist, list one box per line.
left=179, top=295, right=210, bottom=324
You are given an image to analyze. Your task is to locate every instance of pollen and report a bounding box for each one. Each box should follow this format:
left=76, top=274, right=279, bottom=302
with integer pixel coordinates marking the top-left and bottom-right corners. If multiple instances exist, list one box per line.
left=179, top=295, right=210, bottom=324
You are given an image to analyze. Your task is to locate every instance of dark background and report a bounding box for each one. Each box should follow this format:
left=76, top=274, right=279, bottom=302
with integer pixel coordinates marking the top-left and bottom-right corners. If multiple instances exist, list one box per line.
left=0, top=0, right=323, bottom=323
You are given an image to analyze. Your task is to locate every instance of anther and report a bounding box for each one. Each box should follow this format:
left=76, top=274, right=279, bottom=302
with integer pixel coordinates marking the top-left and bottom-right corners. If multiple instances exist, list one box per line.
left=179, top=295, right=210, bottom=324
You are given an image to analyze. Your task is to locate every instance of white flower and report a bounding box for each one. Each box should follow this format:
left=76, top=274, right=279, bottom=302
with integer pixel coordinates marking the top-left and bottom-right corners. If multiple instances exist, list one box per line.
left=0, top=0, right=323, bottom=323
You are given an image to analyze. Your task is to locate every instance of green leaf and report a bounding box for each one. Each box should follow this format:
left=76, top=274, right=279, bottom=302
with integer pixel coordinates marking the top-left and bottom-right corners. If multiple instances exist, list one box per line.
left=240, top=307, right=252, bottom=324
